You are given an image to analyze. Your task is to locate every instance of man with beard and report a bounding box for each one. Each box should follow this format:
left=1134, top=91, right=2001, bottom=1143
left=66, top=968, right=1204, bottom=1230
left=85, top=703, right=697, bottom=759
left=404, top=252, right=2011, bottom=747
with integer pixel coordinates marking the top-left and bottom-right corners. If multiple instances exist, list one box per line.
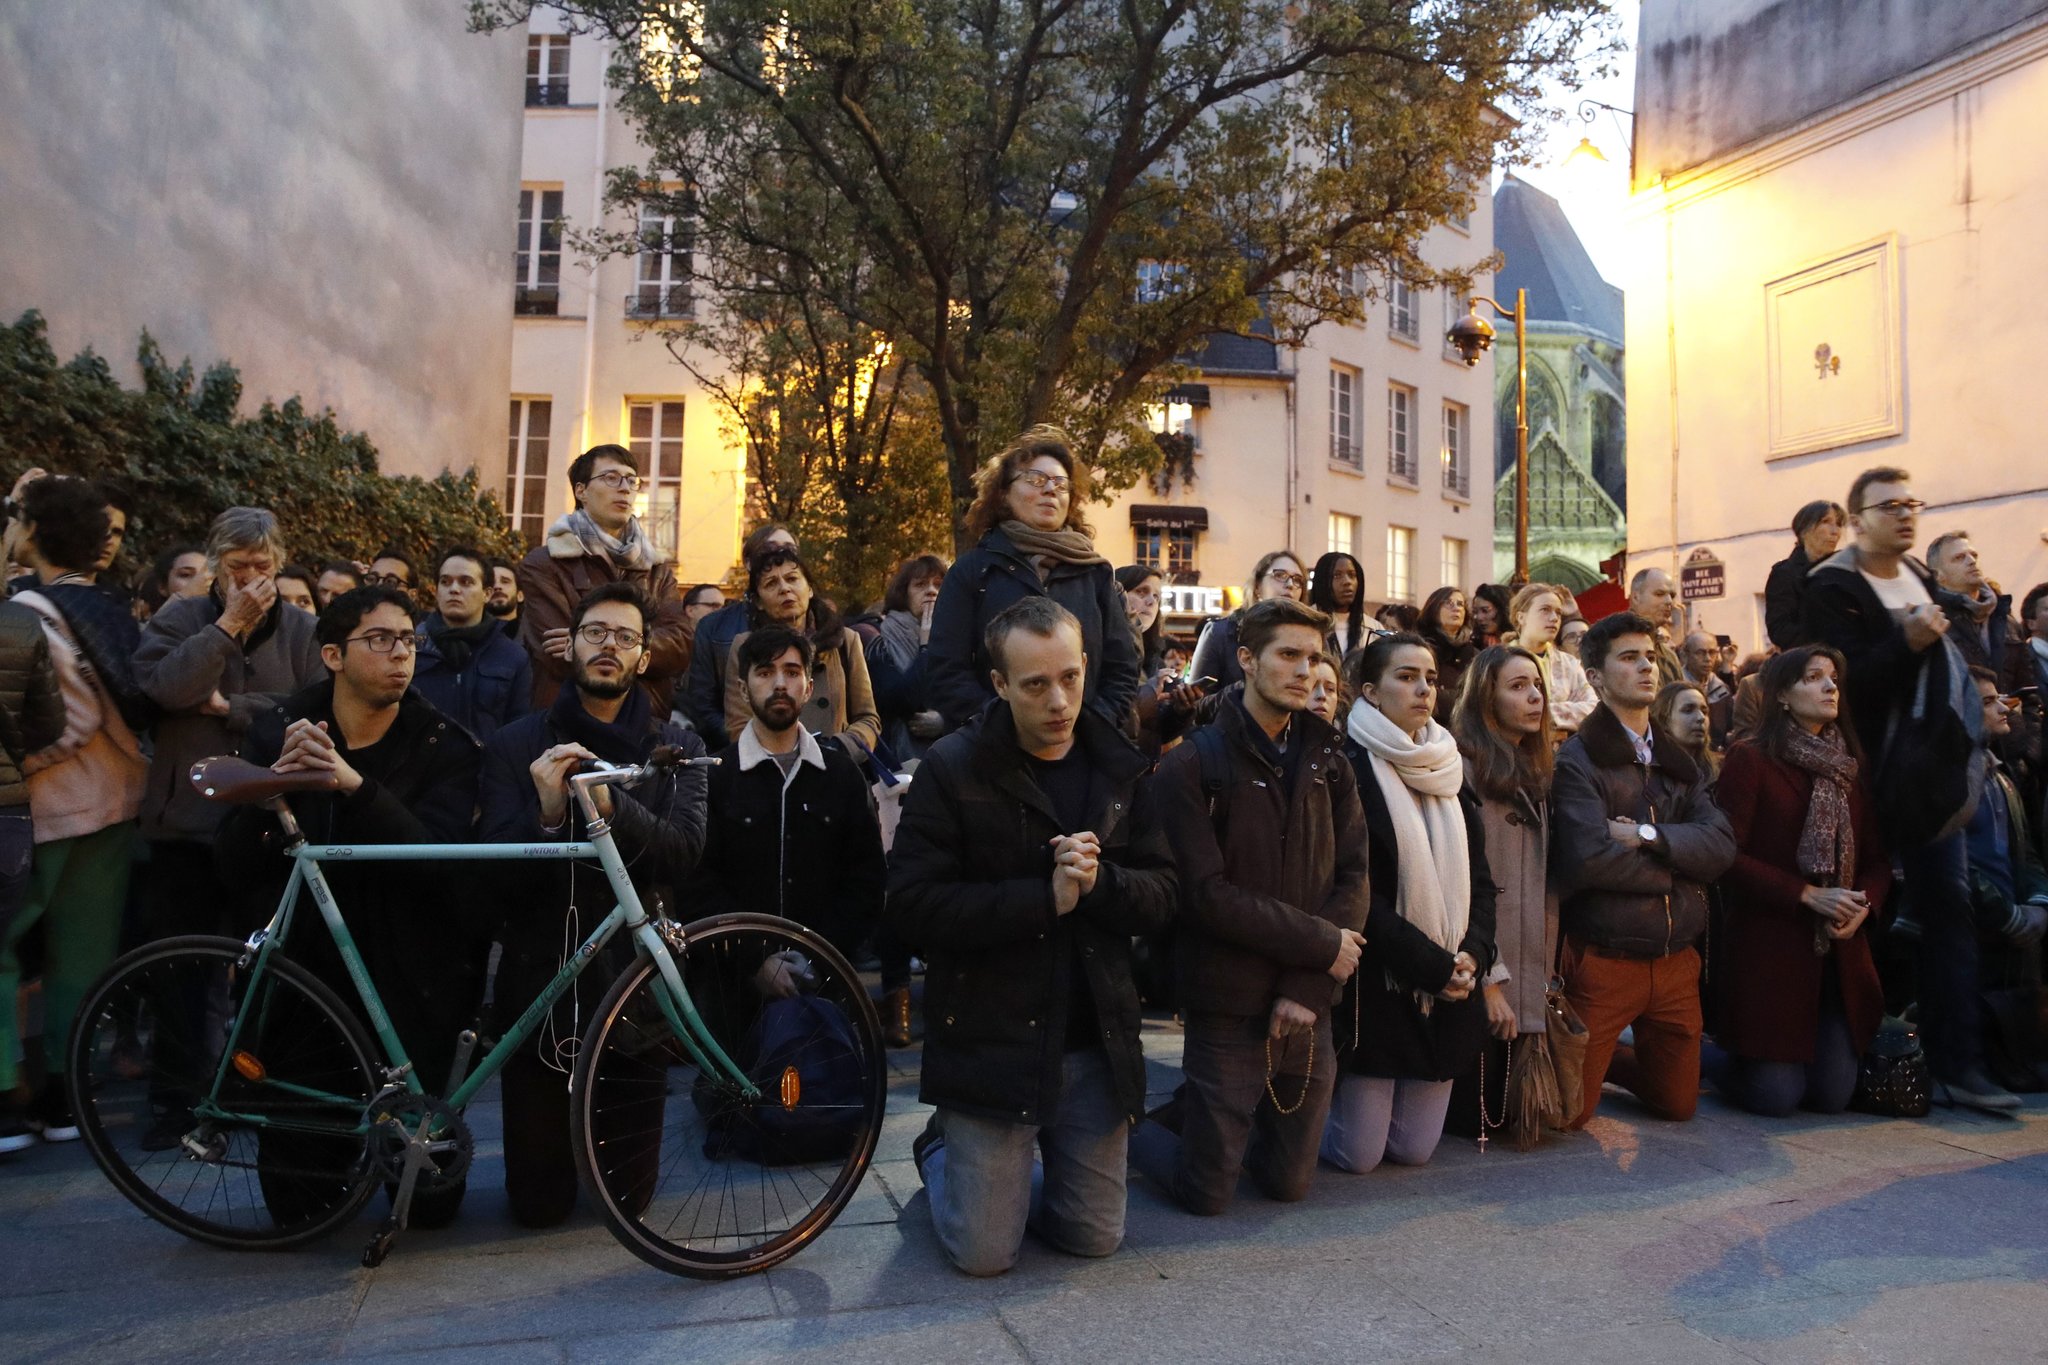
left=135, top=507, right=326, bottom=940
left=480, top=581, right=708, bottom=1227
left=683, top=624, right=882, bottom=960
left=485, top=556, right=523, bottom=635
left=217, top=584, right=484, bottom=1221
left=413, top=547, right=532, bottom=741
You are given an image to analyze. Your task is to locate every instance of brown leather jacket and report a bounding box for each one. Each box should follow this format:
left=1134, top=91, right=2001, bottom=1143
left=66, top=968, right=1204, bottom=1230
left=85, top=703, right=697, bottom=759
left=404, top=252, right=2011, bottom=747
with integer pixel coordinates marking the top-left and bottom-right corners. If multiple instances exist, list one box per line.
left=515, top=527, right=692, bottom=714
left=0, top=601, right=65, bottom=808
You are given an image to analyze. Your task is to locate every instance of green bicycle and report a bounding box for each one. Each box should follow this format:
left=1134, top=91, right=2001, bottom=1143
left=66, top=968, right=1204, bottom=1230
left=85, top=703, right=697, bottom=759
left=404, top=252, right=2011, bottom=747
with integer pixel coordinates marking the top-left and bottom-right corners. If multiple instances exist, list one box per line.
left=65, top=749, right=888, bottom=1277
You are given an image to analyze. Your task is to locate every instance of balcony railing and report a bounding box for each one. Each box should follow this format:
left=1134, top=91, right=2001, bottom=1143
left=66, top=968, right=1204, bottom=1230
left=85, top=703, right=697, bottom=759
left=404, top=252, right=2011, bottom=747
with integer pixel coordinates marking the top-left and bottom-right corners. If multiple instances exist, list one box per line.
left=1330, top=436, right=1361, bottom=469
left=1443, top=457, right=1470, bottom=498
left=526, top=82, right=571, bottom=107
left=514, top=285, right=560, bottom=316
left=1388, top=446, right=1418, bottom=483
left=625, top=286, right=694, bottom=321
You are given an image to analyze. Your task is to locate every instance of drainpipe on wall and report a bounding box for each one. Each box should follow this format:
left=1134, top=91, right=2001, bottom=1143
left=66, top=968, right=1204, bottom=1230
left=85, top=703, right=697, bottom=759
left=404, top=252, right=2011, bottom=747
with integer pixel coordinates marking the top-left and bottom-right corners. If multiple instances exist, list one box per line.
left=1283, top=350, right=1299, bottom=552
left=1663, top=180, right=1682, bottom=581
left=575, top=52, right=611, bottom=459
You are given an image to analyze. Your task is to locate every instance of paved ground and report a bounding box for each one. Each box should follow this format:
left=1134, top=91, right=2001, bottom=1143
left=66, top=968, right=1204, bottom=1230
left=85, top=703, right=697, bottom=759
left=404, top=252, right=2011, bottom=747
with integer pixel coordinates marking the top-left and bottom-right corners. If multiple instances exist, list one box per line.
left=4, top=1017, right=2046, bottom=1364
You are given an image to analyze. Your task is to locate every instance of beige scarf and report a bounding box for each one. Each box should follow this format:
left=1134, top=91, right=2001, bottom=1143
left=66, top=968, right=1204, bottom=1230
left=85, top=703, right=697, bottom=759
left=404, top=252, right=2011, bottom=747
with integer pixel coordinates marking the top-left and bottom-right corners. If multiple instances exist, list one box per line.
left=1346, top=698, right=1471, bottom=1012
left=1000, top=520, right=1107, bottom=569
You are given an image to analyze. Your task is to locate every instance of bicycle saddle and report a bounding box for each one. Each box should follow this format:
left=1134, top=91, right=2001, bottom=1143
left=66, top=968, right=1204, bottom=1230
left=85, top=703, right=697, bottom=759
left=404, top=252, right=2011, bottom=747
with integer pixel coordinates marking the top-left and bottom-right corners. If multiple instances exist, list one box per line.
left=190, top=756, right=341, bottom=804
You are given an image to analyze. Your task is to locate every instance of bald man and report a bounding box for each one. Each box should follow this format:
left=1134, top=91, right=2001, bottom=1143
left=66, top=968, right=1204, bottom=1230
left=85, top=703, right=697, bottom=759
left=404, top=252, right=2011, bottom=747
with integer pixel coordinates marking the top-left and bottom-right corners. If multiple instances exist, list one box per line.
left=1680, top=630, right=1733, bottom=748
left=1629, top=568, right=1685, bottom=688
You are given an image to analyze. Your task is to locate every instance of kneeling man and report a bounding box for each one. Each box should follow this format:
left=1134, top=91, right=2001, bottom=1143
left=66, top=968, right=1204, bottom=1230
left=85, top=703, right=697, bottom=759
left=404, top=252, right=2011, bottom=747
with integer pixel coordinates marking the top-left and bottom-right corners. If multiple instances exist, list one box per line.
left=888, top=597, right=1176, bottom=1276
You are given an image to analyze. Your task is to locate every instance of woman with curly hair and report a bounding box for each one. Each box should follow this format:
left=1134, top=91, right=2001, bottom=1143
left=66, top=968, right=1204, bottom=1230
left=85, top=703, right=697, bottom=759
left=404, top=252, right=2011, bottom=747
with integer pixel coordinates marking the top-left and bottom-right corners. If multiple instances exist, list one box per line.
left=925, top=427, right=1139, bottom=732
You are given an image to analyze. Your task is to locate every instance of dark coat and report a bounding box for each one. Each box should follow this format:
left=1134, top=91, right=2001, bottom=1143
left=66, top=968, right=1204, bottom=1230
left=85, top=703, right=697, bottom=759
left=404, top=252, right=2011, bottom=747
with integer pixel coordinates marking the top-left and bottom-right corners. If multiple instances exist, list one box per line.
left=1188, top=612, right=1247, bottom=693
left=1422, top=630, right=1476, bottom=725
left=886, top=704, right=1176, bottom=1125
left=1551, top=704, right=1736, bottom=958
left=925, top=528, right=1141, bottom=734
left=1154, top=689, right=1370, bottom=1019
left=218, top=681, right=485, bottom=1090
left=1336, top=745, right=1496, bottom=1081
left=0, top=602, right=65, bottom=808
left=1941, top=588, right=2015, bottom=675
left=1763, top=542, right=1814, bottom=650
left=480, top=692, right=708, bottom=1038
left=412, top=613, right=534, bottom=743
left=683, top=728, right=885, bottom=959
left=680, top=599, right=751, bottom=748
left=1712, top=740, right=1889, bottom=1065
left=1801, top=548, right=1940, bottom=759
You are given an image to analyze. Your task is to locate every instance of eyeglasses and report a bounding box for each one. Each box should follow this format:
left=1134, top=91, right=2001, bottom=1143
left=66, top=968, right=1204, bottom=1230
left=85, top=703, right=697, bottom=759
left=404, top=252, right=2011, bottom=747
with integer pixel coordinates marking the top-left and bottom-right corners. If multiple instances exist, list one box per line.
left=1014, top=471, right=1072, bottom=494
left=585, top=471, right=644, bottom=492
left=1266, top=569, right=1306, bottom=590
left=362, top=572, right=411, bottom=588
left=577, top=623, right=645, bottom=650
left=346, top=629, right=425, bottom=655
left=1860, top=498, right=1926, bottom=518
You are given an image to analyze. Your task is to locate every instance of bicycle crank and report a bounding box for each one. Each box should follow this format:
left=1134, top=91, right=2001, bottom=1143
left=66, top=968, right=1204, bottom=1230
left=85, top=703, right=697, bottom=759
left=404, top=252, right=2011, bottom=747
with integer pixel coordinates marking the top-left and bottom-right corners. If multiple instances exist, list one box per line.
left=363, top=1086, right=473, bottom=1188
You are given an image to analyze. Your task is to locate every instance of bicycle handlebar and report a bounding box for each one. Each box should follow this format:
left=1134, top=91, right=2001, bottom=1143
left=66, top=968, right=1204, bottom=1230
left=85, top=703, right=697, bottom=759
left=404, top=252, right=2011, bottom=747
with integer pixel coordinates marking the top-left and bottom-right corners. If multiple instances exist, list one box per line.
left=567, top=751, right=720, bottom=822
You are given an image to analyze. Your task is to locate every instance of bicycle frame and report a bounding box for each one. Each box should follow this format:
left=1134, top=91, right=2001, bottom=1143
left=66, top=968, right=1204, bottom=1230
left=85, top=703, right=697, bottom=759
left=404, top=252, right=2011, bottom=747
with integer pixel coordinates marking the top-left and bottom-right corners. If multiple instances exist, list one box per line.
left=205, top=782, right=757, bottom=1130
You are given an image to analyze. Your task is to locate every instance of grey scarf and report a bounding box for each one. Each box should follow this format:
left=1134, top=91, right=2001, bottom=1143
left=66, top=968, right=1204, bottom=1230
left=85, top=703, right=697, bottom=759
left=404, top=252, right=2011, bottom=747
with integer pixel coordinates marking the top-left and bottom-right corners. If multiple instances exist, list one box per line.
left=559, top=508, right=658, bottom=572
left=1000, top=520, right=1107, bottom=570
left=878, top=609, right=923, bottom=672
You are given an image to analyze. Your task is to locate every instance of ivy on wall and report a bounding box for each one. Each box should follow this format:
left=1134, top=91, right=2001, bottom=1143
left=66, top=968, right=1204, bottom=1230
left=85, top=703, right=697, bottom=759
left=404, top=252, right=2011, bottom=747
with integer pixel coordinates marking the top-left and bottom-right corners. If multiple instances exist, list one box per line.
left=0, top=310, right=522, bottom=574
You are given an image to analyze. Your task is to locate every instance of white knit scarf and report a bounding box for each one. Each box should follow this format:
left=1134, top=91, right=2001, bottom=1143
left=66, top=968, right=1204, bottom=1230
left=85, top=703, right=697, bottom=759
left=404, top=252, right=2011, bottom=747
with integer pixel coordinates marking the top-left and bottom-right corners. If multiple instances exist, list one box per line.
left=1345, top=698, right=1470, bottom=1011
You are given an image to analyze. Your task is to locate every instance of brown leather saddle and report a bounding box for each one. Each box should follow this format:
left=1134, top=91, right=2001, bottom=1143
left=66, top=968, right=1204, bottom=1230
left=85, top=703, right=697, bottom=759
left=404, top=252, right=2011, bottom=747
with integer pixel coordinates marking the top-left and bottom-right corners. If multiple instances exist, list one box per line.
left=189, top=756, right=340, bottom=804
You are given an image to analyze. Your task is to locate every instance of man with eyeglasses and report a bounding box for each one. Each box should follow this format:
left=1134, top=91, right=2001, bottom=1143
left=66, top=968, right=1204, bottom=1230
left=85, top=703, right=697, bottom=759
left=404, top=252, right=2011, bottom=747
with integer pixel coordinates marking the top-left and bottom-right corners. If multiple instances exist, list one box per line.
left=1806, top=466, right=2020, bottom=1114
left=364, top=549, right=419, bottom=599
left=217, top=583, right=487, bottom=1222
left=517, top=444, right=692, bottom=717
left=480, top=580, right=708, bottom=1228
left=412, top=547, right=532, bottom=742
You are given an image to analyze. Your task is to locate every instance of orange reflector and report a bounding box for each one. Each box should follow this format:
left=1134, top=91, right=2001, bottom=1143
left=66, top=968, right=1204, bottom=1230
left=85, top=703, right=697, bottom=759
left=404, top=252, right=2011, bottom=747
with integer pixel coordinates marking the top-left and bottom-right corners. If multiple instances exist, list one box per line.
left=231, top=1051, right=266, bottom=1082
left=778, top=1066, right=801, bottom=1110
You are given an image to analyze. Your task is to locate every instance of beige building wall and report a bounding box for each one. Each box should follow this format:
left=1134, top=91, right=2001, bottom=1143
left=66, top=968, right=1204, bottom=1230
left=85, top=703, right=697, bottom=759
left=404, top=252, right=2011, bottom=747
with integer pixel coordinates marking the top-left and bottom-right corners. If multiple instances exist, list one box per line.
left=509, top=20, right=746, bottom=587
left=1623, top=12, right=2048, bottom=650
left=1096, top=208, right=1498, bottom=637
left=0, top=1, right=523, bottom=483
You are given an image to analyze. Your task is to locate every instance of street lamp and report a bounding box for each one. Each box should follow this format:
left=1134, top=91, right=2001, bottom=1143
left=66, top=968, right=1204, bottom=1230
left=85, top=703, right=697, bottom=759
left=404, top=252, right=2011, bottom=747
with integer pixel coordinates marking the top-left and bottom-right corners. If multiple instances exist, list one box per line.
left=1448, top=289, right=1529, bottom=586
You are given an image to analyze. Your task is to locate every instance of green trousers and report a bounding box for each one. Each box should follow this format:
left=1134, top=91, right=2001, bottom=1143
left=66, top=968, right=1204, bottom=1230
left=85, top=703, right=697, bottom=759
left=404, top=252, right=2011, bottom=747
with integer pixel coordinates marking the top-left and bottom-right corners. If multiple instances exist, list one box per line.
left=1, top=820, right=134, bottom=1092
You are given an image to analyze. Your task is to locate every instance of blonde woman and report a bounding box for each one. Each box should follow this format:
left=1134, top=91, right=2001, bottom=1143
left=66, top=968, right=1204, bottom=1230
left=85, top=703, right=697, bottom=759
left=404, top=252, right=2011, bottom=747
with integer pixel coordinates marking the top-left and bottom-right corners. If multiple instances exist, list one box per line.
left=1507, top=584, right=1597, bottom=734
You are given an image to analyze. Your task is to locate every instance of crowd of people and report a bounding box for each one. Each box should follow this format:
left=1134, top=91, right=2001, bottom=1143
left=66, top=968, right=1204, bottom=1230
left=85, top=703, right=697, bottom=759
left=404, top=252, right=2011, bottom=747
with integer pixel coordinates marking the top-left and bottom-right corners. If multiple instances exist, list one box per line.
left=0, top=435, right=2043, bottom=1284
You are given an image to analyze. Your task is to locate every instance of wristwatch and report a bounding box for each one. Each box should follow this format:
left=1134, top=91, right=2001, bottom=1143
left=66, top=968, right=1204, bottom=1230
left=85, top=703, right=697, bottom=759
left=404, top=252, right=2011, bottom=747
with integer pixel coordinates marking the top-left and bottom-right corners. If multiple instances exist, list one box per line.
left=1637, top=823, right=1659, bottom=846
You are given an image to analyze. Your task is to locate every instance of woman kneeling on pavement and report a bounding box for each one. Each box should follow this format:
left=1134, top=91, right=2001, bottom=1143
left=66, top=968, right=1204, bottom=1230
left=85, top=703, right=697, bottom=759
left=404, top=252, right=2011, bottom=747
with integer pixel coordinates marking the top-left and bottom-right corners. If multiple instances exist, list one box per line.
left=1713, top=645, right=1889, bottom=1116
left=1447, top=645, right=1558, bottom=1143
left=1324, top=633, right=1496, bottom=1170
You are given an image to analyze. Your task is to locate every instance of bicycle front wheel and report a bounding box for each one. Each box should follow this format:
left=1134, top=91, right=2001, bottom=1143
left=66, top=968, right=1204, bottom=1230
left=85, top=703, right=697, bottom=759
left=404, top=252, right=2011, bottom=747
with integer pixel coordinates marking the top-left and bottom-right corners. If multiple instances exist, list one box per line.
left=67, top=935, right=381, bottom=1249
left=572, top=914, right=887, bottom=1278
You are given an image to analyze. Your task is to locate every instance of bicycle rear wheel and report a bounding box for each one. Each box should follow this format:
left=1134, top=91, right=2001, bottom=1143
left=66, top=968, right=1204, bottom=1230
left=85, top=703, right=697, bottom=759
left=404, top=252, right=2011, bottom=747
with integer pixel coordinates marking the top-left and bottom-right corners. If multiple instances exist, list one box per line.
left=572, top=914, right=887, bottom=1278
left=67, top=935, right=381, bottom=1249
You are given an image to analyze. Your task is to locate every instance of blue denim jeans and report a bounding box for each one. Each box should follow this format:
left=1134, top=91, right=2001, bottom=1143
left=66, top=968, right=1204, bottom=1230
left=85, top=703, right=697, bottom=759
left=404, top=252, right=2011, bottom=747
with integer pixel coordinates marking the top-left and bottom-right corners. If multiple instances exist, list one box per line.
left=920, top=1048, right=1127, bottom=1277
left=1901, top=829, right=1981, bottom=1080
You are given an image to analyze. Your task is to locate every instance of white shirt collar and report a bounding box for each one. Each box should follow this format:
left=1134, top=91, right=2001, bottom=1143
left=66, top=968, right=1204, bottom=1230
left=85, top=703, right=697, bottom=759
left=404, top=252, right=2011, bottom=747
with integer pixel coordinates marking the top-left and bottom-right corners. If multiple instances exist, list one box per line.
left=736, top=720, right=826, bottom=775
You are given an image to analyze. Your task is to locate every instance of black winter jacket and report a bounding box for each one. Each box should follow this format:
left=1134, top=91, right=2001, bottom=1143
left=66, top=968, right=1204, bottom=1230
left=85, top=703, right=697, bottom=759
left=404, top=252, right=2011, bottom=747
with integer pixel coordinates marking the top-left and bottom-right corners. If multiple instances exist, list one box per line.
left=1801, top=548, right=1941, bottom=758
left=480, top=689, right=709, bottom=1042
left=1763, top=542, right=1814, bottom=650
left=1154, top=688, right=1370, bottom=1019
left=412, top=612, right=533, bottom=743
left=683, top=727, right=885, bottom=959
left=1337, top=746, right=1496, bottom=1080
left=887, top=704, right=1176, bottom=1125
left=0, top=602, right=64, bottom=807
left=218, top=681, right=485, bottom=1089
left=1551, top=704, right=1735, bottom=958
left=925, top=528, right=1141, bottom=733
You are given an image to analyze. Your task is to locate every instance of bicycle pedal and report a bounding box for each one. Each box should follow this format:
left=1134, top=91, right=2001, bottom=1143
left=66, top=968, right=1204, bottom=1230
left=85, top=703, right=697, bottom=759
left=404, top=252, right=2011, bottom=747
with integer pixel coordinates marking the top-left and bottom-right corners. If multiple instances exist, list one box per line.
left=361, top=1217, right=400, bottom=1269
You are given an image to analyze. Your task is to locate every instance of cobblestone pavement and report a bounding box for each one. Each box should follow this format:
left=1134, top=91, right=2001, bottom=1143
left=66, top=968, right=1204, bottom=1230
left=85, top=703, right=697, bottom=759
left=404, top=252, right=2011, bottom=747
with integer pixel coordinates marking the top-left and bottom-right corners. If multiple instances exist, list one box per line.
left=4, top=1017, right=2045, bottom=1363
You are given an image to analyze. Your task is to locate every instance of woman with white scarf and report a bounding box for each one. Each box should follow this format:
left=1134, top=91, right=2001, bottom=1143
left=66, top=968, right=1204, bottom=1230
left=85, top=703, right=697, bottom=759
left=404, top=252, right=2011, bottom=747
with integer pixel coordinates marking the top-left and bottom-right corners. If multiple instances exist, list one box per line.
left=1322, top=632, right=1497, bottom=1172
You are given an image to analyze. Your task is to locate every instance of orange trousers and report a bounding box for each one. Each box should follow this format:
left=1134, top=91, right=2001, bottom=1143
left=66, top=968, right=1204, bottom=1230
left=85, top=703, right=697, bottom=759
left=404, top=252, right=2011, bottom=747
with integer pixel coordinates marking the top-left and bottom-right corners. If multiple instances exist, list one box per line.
left=1561, top=939, right=1702, bottom=1127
